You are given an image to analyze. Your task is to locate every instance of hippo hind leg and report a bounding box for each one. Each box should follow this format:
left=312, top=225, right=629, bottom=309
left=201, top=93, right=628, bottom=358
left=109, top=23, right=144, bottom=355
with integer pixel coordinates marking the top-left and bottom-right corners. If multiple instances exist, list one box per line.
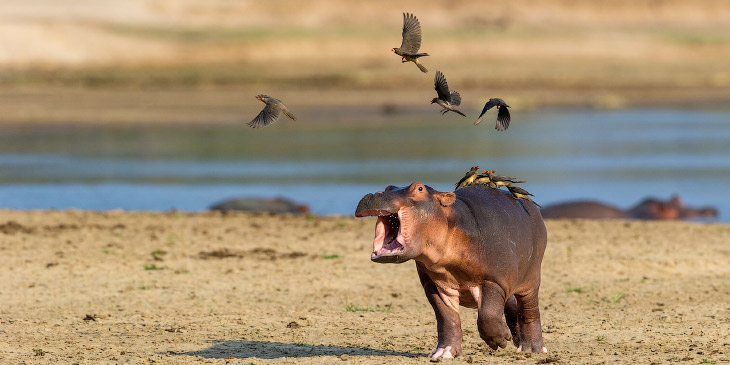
left=515, top=290, right=547, bottom=353
left=504, top=295, right=520, bottom=348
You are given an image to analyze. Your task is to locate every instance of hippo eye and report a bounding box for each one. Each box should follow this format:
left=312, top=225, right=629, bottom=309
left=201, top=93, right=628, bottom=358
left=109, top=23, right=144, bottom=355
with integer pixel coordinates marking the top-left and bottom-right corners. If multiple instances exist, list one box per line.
left=418, top=186, right=423, bottom=192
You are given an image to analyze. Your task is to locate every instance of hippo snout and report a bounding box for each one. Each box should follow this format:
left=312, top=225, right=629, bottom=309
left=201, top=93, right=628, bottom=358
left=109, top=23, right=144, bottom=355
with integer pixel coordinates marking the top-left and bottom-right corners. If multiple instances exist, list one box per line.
left=355, top=191, right=401, bottom=217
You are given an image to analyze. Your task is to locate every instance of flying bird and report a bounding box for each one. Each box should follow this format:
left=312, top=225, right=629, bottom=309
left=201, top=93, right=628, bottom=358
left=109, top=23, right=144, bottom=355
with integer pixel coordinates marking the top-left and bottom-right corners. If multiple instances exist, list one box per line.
left=507, top=185, right=541, bottom=207
left=474, top=98, right=511, bottom=131
left=431, top=71, right=466, bottom=117
left=391, top=13, right=429, bottom=73
left=248, top=94, right=296, bottom=128
left=455, top=166, right=480, bottom=189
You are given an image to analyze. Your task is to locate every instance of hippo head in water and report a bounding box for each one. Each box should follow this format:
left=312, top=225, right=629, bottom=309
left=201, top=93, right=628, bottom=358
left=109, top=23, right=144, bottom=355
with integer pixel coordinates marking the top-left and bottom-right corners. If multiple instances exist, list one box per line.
left=354, top=182, right=456, bottom=263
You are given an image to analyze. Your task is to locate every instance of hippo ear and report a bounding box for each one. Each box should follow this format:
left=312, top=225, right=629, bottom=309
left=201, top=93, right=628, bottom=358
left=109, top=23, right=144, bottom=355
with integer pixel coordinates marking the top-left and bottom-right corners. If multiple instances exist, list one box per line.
left=435, top=192, right=456, bottom=207
left=385, top=185, right=399, bottom=192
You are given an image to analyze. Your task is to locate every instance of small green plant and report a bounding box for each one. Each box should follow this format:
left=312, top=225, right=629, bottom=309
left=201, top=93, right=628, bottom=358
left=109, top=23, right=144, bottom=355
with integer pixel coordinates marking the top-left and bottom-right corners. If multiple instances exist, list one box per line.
left=596, top=335, right=606, bottom=342
left=144, top=264, right=161, bottom=271
left=701, top=360, right=716, bottom=364
left=102, top=249, right=110, bottom=254
left=321, top=253, right=340, bottom=259
left=566, top=287, right=584, bottom=294
left=138, top=286, right=149, bottom=290
left=336, top=221, right=348, bottom=228
left=608, top=292, right=625, bottom=303
left=151, top=249, right=165, bottom=256
left=346, top=303, right=391, bottom=313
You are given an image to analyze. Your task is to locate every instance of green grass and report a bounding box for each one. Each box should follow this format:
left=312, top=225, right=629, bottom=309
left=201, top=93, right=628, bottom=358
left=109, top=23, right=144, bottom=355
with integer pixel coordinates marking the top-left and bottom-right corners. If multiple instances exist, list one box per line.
left=144, top=264, right=161, bottom=271
left=151, top=249, right=165, bottom=256
left=346, top=303, right=392, bottom=313
left=701, top=360, right=716, bottom=364
left=596, top=335, right=606, bottom=342
left=566, top=287, right=584, bottom=294
left=607, top=292, right=625, bottom=303
left=138, top=286, right=149, bottom=290
left=321, top=253, right=340, bottom=259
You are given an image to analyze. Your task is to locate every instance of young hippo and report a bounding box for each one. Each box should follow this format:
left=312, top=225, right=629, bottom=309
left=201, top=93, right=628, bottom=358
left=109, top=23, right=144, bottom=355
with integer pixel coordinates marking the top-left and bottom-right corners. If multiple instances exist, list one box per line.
left=355, top=182, right=548, bottom=358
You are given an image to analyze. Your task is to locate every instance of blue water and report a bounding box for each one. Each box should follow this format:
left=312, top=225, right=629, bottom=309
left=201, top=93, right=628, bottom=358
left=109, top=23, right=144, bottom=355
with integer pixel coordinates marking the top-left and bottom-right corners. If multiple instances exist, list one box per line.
left=0, top=108, right=728, bottom=221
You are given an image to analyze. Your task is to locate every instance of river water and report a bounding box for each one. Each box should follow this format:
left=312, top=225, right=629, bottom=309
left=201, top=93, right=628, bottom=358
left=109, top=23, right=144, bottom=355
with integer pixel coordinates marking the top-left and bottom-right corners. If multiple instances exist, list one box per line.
left=0, top=108, right=728, bottom=221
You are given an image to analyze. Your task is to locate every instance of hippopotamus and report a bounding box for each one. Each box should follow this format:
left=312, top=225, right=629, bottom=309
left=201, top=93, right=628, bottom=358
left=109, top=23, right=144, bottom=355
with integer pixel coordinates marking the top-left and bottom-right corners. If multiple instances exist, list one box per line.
left=540, top=195, right=717, bottom=220
left=355, top=182, right=547, bottom=358
left=209, top=197, right=309, bottom=215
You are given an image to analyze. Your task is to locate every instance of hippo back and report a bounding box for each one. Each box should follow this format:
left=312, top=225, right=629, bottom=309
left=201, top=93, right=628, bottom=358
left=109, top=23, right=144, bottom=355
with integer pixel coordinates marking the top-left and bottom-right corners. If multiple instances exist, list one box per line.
left=540, top=201, right=626, bottom=219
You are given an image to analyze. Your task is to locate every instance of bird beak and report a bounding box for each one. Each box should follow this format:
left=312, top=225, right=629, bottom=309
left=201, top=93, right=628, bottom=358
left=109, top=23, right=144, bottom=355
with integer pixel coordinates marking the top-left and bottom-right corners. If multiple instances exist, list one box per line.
left=430, top=100, right=434, bottom=104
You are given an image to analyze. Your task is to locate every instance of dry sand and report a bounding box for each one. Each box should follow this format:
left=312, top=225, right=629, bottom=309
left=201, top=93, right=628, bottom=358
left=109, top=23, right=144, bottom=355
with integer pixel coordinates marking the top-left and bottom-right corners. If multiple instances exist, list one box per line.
left=1, top=210, right=728, bottom=364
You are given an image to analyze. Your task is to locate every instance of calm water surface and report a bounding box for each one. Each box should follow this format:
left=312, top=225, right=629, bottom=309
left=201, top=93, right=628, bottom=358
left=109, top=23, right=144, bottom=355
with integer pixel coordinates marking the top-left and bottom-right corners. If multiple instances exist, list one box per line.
left=0, top=109, right=728, bottom=221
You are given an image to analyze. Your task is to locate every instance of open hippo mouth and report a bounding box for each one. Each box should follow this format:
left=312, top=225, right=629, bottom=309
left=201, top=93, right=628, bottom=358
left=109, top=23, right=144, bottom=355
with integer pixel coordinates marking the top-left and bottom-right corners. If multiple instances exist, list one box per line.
left=370, top=210, right=408, bottom=263
left=355, top=192, right=410, bottom=263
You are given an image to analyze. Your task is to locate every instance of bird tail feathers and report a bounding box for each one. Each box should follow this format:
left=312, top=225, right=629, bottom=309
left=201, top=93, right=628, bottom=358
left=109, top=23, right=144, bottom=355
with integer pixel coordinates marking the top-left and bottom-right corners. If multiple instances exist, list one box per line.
left=283, top=110, right=297, bottom=121
left=415, top=60, right=428, bottom=73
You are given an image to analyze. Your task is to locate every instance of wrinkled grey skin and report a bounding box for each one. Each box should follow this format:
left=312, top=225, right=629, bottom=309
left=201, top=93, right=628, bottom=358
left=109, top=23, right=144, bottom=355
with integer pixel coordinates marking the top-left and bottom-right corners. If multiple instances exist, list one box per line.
left=355, top=183, right=548, bottom=358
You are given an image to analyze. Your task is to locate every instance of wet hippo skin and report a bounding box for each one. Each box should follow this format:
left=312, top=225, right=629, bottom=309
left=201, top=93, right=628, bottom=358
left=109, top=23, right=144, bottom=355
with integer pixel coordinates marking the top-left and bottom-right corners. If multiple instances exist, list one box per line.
left=355, top=182, right=548, bottom=358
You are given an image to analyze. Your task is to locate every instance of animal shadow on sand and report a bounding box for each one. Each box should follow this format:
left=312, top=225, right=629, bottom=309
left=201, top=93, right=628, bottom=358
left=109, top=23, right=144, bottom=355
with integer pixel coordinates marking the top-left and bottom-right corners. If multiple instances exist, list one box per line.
left=174, top=340, right=423, bottom=359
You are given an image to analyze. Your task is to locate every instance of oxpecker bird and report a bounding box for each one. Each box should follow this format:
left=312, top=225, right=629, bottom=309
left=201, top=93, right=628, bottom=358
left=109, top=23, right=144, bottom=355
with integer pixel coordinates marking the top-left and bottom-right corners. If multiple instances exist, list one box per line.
left=391, top=13, right=429, bottom=73
left=474, top=98, right=511, bottom=131
left=508, top=185, right=541, bottom=207
left=431, top=71, right=466, bottom=117
left=455, top=166, right=480, bottom=189
left=248, top=94, right=296, bottom=128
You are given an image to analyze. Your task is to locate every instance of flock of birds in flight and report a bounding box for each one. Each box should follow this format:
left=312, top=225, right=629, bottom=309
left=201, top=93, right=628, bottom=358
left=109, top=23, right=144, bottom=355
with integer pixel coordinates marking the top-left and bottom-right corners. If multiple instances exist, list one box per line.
left=247, top=12, right=537, bottom=206
left=248, top=12, right=512, bottom=131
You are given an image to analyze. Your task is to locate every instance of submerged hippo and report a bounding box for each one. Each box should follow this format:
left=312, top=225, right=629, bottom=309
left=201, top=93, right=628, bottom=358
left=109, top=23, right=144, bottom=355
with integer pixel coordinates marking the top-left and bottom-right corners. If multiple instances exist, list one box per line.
left=540, top=195, right=717, bottom=220
left=209, top=197, right=309, bottom=215
left=355, top=182, right=547, bottom=358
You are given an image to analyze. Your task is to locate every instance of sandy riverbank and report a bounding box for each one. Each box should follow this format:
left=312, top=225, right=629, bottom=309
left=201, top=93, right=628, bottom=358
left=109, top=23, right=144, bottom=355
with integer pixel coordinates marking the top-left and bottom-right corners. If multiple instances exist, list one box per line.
left=0, top=210, right=728, bottom=364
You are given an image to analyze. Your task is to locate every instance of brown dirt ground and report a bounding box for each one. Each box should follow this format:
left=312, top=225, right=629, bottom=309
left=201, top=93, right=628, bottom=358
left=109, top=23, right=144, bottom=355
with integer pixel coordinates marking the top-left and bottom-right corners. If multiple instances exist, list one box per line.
left=0, top=210, right=728, bottom=364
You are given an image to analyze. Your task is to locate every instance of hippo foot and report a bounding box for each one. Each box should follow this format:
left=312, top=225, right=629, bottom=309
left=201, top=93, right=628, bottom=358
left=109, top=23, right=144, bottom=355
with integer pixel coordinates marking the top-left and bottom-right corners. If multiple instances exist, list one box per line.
left=516, top=344, right=548, bottom=353
left=516, top=320, right=546, bottom=353
left=478, top=318, right=512, bottom=351
left=429, top=345, right=460, bottom=359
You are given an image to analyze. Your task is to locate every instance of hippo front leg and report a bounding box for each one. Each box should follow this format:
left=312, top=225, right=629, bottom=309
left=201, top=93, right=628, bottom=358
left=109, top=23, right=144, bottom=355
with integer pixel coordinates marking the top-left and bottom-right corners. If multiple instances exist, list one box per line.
left=417, top=264, right=463, bottom=358
left=476, top=281, right=513, bottom=351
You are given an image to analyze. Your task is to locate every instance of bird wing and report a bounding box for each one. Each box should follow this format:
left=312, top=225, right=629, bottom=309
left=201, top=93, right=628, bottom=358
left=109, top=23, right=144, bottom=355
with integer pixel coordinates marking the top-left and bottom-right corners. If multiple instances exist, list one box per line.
left=248, top=101, right=282, bottom=128
left=400, top=13, right=422, bottom=54
left=449, top=91, right=462, bottom=106
left=434, top=71, right=451, bottom=101
left=495, top=105, right=511, bottom=131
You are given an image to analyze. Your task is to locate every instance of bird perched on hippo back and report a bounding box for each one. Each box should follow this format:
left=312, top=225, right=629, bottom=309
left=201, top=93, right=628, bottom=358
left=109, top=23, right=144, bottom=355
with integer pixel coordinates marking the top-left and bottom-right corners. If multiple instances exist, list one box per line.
left=475, top=98, right=511, bottom=131
left=432, top=71, right=466, bottom=117
left=248, top=94, right=296, bottom=128
left=355, top=183, right=548, bottom=358
left=484, top=170, right=526, bottom=188
left=392, top=13, right=429, bottom=73
left=454, top=166, right=480, bottom=190
left=508, top=185, right=541, bottom=208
